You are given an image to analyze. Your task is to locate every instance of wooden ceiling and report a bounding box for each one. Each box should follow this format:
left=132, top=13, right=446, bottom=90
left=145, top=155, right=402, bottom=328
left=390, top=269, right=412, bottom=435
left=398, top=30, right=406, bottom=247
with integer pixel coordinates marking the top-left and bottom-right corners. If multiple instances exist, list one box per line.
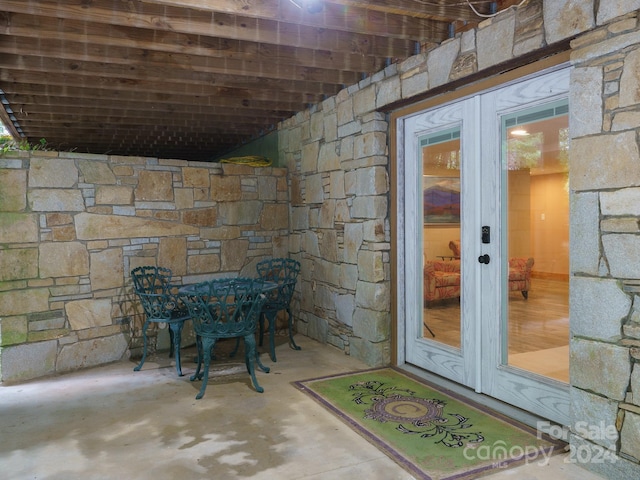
left=0, top=0, right=520, bottom=161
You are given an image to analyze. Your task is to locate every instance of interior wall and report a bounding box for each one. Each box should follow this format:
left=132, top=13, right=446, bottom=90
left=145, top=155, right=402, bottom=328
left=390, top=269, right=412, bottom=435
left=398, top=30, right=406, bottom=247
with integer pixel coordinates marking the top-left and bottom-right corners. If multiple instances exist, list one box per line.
left=423, top=226, right=460, bottom=260
left=508, top=170, right=532, bottom=259
left=509, top=170, right=569, bottom=278
left=530, top=172, right=569, bottom=277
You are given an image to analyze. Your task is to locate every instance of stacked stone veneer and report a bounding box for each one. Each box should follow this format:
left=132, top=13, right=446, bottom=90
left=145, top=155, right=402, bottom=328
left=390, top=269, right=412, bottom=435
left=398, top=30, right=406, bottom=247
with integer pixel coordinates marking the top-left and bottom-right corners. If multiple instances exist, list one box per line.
left=280, top=103, right=391, bottom=365
left=0, top=151, right=289, bottom=383
left=278, top=0, right=640, bottom=478
left=569, top=8, right=640, bottom=479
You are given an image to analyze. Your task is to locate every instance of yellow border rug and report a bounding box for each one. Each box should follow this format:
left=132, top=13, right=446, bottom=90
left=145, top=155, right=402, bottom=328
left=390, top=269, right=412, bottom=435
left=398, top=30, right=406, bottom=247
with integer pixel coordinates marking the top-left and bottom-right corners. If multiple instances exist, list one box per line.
left=293, top=367, right=564, bottom=480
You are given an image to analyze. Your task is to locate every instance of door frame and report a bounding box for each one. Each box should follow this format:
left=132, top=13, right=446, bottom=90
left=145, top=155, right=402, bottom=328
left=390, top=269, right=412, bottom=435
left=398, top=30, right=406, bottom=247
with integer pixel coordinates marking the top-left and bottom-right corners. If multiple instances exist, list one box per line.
left=402, top=96, right=480, bottom=389
left=389, top=53, right=571, bottom=425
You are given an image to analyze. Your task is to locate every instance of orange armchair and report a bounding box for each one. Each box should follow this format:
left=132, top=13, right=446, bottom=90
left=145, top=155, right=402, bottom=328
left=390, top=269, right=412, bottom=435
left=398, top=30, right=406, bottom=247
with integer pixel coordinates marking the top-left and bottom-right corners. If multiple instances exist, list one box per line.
left=509, top=257, right=534, bottom=299
left=423, top=260, right=461, bottom=303
left=448, top=239, right=534, bottom=299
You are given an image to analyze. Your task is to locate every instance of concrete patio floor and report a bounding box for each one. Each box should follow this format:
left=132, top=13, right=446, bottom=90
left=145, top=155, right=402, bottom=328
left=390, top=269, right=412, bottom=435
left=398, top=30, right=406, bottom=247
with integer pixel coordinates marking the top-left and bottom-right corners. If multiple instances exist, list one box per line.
left=0, top=336, right=606, bottom=480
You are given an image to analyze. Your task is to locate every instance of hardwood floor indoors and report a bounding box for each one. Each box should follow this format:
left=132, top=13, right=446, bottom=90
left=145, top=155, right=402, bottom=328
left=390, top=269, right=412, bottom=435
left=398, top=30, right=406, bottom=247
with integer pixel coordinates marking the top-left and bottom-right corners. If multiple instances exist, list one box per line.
left=422, top=277, right=569, bottom=382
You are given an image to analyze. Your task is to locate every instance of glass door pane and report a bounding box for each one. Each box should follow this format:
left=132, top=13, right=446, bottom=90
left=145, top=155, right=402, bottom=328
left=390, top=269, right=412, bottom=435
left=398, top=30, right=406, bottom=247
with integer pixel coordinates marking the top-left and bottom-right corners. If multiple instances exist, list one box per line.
left=501, top=99, right=570, bottom=383
left=403, top=97, right=476, bottom=388
left=421, top=128, right=461, bottom=348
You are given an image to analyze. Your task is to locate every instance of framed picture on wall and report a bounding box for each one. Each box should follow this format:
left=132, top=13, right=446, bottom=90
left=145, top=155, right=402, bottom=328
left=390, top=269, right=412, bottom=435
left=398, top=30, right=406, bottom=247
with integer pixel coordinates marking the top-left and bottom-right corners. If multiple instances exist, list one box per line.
left=423, top=176, right=461, bottom=225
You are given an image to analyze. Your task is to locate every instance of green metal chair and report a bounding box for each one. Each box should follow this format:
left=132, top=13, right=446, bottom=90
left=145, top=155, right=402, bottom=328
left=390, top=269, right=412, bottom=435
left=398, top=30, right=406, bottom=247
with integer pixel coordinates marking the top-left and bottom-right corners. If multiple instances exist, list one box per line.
left=182, top=278, right=271, bottom=399
left=131, top=266, right=190, bottom=376
left=256, top=257, right=301, bottom=362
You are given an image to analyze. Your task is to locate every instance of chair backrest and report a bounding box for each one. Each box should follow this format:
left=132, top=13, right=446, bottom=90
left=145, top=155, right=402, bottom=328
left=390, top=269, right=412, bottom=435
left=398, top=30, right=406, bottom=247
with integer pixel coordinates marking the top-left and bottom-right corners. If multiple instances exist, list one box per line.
left=182, top=278, right=269, bottom=339
left=256, top=258, right=300, bottom=308
left=256, top=257, right=301, bottom=284
left=131, top=266, right=177, bottom=321
left=509, top=257, right=535, bottom=275
left=448, top=240, right=461, bottom=257
left=131, top=266, right=173, bottom=295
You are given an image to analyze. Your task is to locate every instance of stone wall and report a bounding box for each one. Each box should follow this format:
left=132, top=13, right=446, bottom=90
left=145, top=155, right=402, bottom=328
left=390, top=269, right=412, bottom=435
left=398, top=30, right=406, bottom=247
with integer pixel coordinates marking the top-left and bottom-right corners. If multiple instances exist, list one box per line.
left=279, top=99, right=392, bottom=366
left=0, top=151, right=289, bottom=383
left=569, top=9, right=640, bottom=479
left=279, top=0, right=640, bottom=477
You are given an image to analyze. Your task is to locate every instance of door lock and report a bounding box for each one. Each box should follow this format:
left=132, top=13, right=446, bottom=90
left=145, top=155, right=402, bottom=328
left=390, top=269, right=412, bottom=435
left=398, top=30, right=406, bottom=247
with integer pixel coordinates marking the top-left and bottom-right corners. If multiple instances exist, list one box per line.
left=478, top=254, right=490, bottom=264
left=481, top=226, right=490, bottom=244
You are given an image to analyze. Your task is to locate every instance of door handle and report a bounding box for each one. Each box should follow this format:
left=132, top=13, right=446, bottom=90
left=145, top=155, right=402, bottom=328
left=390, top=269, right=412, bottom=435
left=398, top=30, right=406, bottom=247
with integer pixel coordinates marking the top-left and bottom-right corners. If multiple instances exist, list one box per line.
left=478, top=254, right=490, bottom=264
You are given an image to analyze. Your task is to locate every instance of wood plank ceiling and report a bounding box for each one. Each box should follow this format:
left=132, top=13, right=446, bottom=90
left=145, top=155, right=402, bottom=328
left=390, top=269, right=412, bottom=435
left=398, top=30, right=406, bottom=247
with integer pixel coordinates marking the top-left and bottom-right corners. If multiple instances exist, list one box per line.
left=0, top=0, right=520, bottom=161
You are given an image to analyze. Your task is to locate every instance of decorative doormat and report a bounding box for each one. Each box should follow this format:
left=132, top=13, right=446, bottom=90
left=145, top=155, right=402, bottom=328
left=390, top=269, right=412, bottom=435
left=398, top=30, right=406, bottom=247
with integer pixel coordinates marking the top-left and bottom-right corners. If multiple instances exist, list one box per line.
left=293, top=368, right=564, bottom=480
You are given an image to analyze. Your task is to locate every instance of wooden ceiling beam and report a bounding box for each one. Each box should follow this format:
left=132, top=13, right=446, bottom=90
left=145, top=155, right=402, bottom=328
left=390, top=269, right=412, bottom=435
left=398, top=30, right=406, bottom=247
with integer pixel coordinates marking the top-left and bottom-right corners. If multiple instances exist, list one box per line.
left=22, top=126, right=266, bottom=139
left=1, top=0, right=420, bottom=57
left=136, top=0, right=466, bottom=35
left=0, top=55, right=340, bottom=96
left=0, top=35, right=362, bottom=87
left=9, top=97, right=293, bottom=120
left=329, top=0, right=492, bottom=22
left=0, top=70, right=325, bottom=105
left=21, top=118, right=286, bottom=135
left=0, top=13, right=388, bottom=74
left=22, top=137, right=275, bottom=154
left=21, top=110, right=287, bottom=127
left=31, top=130, right=254, bottom=141
left=13, top=112, right=290, bottom=137
left=25, top=126, right=262, bottom=139
left=23, top=130, right=268, bottom=147
left=20, top=119, right=279, bottom=133
left=130, top=0, right=452, bottom=40
left=3, top=85, right=305, bottom=112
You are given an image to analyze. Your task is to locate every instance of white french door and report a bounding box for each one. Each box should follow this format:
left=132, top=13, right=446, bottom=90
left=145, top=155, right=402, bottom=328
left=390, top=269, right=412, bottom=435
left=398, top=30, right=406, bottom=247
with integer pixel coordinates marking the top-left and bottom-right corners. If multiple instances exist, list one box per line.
left=398, top=66, right=570, bottom=425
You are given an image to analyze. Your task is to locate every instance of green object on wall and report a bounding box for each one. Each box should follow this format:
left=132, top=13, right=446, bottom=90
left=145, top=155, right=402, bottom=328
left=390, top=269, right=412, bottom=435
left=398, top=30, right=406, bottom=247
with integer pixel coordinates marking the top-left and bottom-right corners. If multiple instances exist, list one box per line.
left=214, top=130, right=280, bottom=166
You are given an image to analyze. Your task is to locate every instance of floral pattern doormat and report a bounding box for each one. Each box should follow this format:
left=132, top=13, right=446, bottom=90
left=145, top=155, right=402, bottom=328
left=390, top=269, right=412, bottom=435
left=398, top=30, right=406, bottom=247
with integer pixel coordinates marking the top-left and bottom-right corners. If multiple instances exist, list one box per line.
left=293, top=368, right=564, bottom=480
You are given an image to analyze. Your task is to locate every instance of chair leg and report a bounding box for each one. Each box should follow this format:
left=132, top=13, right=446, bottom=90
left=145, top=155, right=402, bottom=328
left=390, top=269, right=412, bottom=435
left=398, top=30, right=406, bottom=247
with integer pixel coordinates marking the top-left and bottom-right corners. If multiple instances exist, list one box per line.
left=522, top=290, right=528, bottom=299
left=243, top=334, right=267, bottom=393
left=133, top=321, right=150, bottom=372
left=192, top=337, right=216, bottom=400
left=286, top=307, right=301, bottom=351
left=168, top=326, right=175, bottom=358
left=269, top=311, right=278, bottom=360
left=254, top=349, right=270, bottom=374
left=258, top=313, right=266, bottom=347
left=168, top=321, right=185, bottom=376
left=262, top=311, right=278, bottom=362
left=190, top=336, right=204, bottom=381
left=423, top=322, right=435, bottom=337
